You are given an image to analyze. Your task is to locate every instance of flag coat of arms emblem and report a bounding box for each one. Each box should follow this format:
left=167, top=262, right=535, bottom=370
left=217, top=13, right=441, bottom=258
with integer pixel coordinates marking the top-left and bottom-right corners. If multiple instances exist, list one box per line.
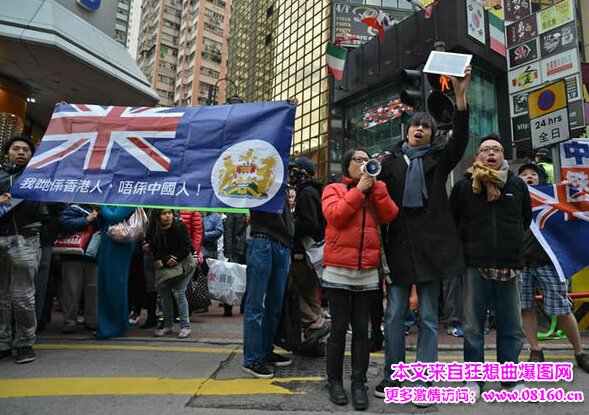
left=11, top=101, right=296, bottom=214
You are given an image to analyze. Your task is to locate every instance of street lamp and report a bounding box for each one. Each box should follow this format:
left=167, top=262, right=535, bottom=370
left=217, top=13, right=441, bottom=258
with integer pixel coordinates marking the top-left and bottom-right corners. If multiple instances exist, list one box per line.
left=207, top=77, right=243, bottom=105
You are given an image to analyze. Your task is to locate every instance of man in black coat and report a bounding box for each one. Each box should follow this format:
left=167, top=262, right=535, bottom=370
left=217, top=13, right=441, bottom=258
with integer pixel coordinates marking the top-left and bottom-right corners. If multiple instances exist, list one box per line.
left=0, top=135, right=43, bottom=364
left=289, top=157, right=329, bottom=349
left=375, top=67, right=472, bottom=401
left=450, top=135, right=531, bottom=400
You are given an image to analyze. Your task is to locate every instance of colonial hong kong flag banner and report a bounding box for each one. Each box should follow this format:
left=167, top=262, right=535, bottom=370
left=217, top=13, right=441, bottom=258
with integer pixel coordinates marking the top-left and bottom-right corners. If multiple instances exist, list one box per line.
left=528, top=184, right=589, bottom=282
left=10, top=101, right=296, bottom=214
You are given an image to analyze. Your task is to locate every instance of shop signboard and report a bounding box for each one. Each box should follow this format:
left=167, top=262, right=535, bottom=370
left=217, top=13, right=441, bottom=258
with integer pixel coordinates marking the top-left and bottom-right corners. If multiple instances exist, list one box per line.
left=541, top=48, right=580, bottom=83
left=508, top=62, right=542, bottom=94
left=506, top=13, right=537, bottom=48
left=537, top=0, right=574, bottom=34
left=539, top=21, right=577, bottom=58
left=507, top=38, right=539, bottom=69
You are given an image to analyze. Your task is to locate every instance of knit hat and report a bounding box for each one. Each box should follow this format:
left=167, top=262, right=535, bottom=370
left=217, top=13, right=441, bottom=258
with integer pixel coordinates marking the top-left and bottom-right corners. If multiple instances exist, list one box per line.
left=291, top=156, right=315, bottom=176
left=517, top=162, right=543, bottom=177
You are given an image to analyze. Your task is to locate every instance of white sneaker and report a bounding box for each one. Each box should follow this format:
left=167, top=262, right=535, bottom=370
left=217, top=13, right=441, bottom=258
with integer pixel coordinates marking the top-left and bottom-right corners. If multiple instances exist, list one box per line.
left=177, top=328, right=192, bottom=338
left=465, top=381, right=481, bottom=402
left=154, top=326, right=173, bottom=337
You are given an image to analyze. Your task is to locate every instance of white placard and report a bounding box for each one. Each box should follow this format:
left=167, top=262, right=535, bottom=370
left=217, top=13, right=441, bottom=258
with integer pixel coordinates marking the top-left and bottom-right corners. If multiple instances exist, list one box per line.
left=423, top=51, right=472, bottom=77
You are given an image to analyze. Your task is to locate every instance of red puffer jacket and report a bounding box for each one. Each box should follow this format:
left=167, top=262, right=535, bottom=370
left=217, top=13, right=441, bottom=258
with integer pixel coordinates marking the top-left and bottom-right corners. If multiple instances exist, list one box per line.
left=179, top=210, right=203, bottom=253
left=322, top=177, right=398, bottom=270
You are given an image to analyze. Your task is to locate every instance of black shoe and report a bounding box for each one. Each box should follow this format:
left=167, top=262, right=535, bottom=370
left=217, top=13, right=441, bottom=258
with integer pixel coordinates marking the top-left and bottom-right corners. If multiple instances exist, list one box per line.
left=374, top=378, right=401, bottom=398
left=0, top=349, right=11, bottom=360
left=242, top=361, right=274, bottom=379
left=529, top=349, right=545, bottom=362
left=351, top=381, right=369, bottom=410
left=304, top=323, right=330, bottom=345
left=223, top=305, right=233, bottom=317
left=575, top=352, right=589, bottom=373
left=15, top=347, right=36, bottom=364
left=369, top=332, right=384, bottom=352
left=328, top=381, right=348, bottom=405
left=266, top=352, right=292, bottom=367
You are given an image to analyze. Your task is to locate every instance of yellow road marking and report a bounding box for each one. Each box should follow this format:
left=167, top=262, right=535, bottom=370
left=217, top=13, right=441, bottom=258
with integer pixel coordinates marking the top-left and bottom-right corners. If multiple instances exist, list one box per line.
left=0, top=377, right=324, bottom=399
left=36, top=344, right=573, bottom=362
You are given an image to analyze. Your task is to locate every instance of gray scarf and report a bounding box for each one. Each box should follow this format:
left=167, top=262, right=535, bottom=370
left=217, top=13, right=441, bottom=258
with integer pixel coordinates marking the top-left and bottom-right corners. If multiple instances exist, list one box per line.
left=402, top=142, right=431, bottom=208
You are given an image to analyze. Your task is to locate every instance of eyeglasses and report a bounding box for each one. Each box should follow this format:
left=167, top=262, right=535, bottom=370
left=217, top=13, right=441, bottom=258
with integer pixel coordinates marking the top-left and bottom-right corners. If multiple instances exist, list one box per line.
left=352, top=156, right=370, bottom=163
left=478, top=146, right=504, bottom=154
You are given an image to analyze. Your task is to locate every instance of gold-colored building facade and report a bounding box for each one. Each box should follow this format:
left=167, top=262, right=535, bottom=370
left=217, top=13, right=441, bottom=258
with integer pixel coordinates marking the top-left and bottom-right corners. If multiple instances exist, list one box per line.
left=228, top=0, right=332, bottom=177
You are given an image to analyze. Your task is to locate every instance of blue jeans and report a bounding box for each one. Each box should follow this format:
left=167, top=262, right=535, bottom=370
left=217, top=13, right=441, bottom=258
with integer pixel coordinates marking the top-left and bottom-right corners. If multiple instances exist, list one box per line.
left=383, top=282, right=439, bottom=380
left=243, top=237, right=290, bottom=366
left=157, top=271, right=192, bottom=329
left=463, top=267, right=524, bottom=365
left=0, top=234, right=41, bottom=350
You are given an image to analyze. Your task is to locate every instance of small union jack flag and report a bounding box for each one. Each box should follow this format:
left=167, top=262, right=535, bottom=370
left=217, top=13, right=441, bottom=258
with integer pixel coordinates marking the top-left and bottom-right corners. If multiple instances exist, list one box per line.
left=28, top=104, right=186, bottom=172
left=529, top=184, right=589, bottom=228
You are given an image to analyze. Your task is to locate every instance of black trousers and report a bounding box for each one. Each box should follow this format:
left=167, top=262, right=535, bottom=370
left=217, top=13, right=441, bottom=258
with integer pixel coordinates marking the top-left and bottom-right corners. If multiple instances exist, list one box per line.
left=326, top=288, right=373, bottom=383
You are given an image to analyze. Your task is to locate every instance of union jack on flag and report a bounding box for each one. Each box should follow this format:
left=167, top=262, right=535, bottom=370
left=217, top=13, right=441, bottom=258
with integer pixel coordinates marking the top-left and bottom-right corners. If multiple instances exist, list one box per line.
left=28, top=104, right=186, bottom=172
left=528, top=184, right=589, bottom=281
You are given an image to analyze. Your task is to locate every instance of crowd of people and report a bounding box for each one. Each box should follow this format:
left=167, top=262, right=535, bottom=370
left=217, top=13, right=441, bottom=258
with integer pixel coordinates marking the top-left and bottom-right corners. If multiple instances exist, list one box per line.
left=1, top=68, right=588, bottom=410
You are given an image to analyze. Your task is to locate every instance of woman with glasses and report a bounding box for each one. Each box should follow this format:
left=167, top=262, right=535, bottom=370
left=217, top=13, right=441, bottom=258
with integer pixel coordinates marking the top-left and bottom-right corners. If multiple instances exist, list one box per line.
left=321, top=148, right=398, bottom=410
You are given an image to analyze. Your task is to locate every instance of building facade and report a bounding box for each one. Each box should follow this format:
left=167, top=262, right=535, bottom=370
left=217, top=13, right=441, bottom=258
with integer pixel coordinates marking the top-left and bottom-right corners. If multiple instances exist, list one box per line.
left=228, top=0, right=332, bottom=177
left=136, top=0, right=231, bottom=107
left=0, top=0, right=158, bottom=147
left=115, top=0, right=133, bottom=47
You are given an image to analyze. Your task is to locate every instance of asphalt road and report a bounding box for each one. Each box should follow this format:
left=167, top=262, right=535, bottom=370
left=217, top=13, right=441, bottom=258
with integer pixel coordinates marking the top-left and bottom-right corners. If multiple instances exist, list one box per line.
left=1, top=337, right=587, bottom=415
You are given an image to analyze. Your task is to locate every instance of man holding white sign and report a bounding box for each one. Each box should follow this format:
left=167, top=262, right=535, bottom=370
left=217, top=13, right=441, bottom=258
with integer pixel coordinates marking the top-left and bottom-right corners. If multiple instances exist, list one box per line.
left=375, top=60, right=471, bottom=404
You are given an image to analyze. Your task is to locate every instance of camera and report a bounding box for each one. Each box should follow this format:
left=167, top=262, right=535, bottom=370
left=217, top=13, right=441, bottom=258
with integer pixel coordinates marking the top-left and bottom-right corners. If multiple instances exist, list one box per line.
left=360, top=159, right=381, bottom=177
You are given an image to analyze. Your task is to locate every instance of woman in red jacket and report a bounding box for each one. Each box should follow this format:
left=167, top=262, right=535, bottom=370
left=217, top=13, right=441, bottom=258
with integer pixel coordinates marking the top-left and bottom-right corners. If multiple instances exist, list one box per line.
left=179, top=210, right=204, bottom=257
left=322, top=148, right=398, bottom=410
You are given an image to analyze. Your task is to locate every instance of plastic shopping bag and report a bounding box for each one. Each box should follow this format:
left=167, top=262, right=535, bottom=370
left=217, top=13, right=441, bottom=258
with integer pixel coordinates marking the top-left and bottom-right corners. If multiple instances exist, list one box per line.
left=107, top=208, right=147, bottom=243
left=205, top=258, right=246, bottom=306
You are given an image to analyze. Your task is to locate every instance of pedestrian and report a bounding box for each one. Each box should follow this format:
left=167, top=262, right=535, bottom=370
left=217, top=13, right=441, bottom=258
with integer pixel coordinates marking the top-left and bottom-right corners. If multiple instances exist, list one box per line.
left=223, top=212, right=248, bottom=316
left=0, top=135, right=43, bottom=363
left=518, top=163, right=589, bottom=372
left=322, top=148, right=398, bottom=410
left=58, top=204, right=102, bottom=333
left=148, top=209, right=195, bottom=339
left=288, top=157, right=330, bottom=348
left=375, top=66, right=472, bottom=403
left=450, top=135, right=532, bottom=400
left=138, top=209, right=160, bottom=329
left=242, top=188, right=294, bottom=379
left=95, top=205, right=136, bottom=339
left=534, top=147, right=553, bottom=184
left=200, top=212, right=223, bottom=260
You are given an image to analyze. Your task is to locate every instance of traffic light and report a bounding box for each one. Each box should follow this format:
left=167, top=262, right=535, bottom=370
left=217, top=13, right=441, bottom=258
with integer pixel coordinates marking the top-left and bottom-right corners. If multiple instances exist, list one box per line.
left=400, top=68, right=426, bottom=111
left=426, top=73, right=455, bottom=129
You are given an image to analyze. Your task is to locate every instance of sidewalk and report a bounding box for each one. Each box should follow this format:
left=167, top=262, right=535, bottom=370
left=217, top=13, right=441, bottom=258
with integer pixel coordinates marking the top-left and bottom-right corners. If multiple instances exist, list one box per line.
left=37, top=304, right=586, bottom=351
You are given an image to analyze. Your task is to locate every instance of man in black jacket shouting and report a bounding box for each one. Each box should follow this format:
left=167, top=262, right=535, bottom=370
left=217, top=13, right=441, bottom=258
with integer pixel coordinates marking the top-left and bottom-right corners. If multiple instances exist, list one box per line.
left=450, top=135, right=532, bottom=400
left=375, top=66, right=471, bottom=403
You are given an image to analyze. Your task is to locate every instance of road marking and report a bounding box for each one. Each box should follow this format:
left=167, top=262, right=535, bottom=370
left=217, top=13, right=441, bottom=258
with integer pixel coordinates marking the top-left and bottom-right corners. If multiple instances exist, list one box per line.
left=0, top=377, right=324, bottom=399
left=36, top=344, right=574, bottom=362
